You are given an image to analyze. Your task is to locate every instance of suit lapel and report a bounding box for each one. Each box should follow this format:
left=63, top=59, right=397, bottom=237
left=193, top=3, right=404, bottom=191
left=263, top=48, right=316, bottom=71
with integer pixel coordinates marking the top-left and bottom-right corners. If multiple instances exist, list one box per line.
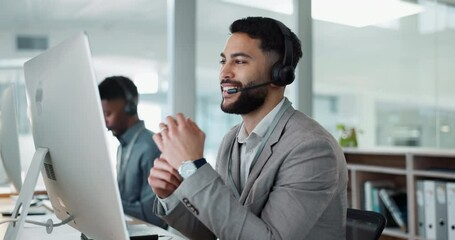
left=220, top=125, right=243, bottom=199
left=239, top=105, right=295, bottom=203
left=230, top=139, right=242, bottom=196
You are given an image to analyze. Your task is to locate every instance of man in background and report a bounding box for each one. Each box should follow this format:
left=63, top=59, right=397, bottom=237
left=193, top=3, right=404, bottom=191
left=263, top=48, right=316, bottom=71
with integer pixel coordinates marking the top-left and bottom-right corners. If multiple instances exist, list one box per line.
left=98, top=76, right=166, bottom=229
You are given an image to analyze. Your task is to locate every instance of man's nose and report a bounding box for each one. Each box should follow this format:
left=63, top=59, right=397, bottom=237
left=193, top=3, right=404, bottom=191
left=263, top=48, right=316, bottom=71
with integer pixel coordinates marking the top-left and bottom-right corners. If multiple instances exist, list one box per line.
left=220, top=64, right=234, bottom=80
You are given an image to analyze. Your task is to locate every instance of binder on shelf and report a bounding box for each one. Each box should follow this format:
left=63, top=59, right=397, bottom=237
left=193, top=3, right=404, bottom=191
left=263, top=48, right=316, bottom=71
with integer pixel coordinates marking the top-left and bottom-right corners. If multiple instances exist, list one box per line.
left=416, top=180, right=426, bottom=238
left=447, top=182, right=455, bottom=240
left=373, top=187, right=380, bottom=212
left=423, top=180, right=437, bottom=239
left=363, top=180, right=394, bottom=212
left=378, top=188, right=408, bottom=232
left=435, top=181, right=448, bottom=240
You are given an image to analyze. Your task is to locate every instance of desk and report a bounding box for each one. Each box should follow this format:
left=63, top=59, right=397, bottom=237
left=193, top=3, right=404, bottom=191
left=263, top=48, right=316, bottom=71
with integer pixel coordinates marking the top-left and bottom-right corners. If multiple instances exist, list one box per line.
left=0, top=198, right=185, bottom=240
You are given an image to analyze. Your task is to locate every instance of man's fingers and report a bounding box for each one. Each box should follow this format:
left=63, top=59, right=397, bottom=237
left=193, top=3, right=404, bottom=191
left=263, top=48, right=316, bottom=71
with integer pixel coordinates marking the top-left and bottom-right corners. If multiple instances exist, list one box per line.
left=186, top=117, right=199, bottom=131
left=166, top=116, right=178, bottom=133
left=159, top=123, right=168, bottom=135
left=159, top=122, right=168, bottom=130
left=150, top=168, right=180, bottom=188
left=152, top=133, right=164, bottom=151
left=175, top=113, right=186, bottom=127
left=148, top=177, right=177, bottom=198
left=151, top=158, right=182, bottom=185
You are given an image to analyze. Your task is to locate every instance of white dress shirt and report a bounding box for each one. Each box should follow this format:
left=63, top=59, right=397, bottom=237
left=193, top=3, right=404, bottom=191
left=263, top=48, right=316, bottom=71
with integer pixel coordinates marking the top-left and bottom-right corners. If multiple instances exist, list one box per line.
left=236, top=98, right=285, bottom=190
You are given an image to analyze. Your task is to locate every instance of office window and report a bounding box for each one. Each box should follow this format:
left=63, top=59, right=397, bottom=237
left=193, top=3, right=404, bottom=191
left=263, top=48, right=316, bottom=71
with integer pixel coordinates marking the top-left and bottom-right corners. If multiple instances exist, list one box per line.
left=313, top=0, right=455, bottom=148
left=0, top=0, right=168, bottom=174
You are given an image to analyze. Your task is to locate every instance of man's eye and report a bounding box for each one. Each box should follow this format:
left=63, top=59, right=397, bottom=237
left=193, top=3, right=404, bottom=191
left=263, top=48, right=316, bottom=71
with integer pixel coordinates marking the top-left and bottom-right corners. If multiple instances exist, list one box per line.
left=235, top=60, right=246, bottom=64
left=219, top=59, right=226, bottom=64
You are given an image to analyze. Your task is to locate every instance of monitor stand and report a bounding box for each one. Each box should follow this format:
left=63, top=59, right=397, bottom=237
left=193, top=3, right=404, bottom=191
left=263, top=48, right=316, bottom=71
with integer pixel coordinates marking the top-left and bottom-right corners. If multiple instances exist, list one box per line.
left=4, top=147, right=49, bottom=239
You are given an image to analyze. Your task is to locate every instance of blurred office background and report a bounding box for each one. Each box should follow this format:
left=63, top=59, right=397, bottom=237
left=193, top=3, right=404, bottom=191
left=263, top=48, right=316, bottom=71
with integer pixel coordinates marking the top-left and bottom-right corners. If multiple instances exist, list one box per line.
left=0, top=0, right=454, bottom=174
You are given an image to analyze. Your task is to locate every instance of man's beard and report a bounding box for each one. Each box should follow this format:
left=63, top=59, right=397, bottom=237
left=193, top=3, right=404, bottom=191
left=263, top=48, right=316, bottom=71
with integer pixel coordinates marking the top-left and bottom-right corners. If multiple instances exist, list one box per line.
left=220, top=81, right=268, bottom=115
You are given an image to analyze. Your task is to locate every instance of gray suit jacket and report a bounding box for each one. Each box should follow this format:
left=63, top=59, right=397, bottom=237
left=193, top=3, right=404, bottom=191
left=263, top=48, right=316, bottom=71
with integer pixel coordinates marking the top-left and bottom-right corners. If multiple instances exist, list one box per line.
left=153, top=101, right=348, bottom=239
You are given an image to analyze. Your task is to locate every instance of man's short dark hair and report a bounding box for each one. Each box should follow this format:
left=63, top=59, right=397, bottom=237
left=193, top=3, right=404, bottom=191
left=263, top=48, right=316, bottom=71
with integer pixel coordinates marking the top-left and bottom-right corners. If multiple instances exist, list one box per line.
left=98, top=76, right=138, bottom=101
left=229, top=17, right=303, bottom=68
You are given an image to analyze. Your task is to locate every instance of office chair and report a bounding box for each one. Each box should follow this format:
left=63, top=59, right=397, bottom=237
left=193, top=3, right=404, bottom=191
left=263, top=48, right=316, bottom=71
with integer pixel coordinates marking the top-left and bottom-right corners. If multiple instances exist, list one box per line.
left=346, top=208, right=386, bottom=240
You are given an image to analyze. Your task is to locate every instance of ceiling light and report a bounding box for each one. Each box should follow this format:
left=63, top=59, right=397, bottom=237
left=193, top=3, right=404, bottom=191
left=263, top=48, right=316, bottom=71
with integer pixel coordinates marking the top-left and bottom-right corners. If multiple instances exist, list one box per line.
left=440, top=125, right=450, bottom=133
left=222, top=0, right=424, bottom=28
left=313, top=0, right=424, bottom=27
left=134, top=72, right=159, bottom=94
left=223, top=0, right=292, bottom=14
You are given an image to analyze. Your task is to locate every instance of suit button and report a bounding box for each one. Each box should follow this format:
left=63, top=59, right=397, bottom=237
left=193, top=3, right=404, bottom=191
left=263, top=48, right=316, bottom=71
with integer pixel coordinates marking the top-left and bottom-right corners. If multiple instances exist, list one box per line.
left=182, top=198, right=199, bottom=215
left=189, top=206, right=199, bottom=215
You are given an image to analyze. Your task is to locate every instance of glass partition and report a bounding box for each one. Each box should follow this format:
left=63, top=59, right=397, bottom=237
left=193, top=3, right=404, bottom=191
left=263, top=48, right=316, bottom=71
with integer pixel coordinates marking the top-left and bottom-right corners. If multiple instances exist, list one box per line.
left=313, top=0, right=455, bottom=149
left=0, top=0, right=168, bottom=180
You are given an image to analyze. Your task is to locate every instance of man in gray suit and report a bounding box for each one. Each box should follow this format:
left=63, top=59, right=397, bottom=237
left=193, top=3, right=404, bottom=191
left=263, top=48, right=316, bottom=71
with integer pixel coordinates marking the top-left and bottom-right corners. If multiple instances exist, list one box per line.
left=148, top=17, right=348, bottom=239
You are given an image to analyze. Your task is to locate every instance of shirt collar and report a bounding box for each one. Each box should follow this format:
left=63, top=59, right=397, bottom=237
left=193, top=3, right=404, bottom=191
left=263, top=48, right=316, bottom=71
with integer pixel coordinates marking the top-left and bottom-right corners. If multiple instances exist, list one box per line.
left=118, top=120, right=145, bottom=146
left=237, top=97, right=286, bottom=143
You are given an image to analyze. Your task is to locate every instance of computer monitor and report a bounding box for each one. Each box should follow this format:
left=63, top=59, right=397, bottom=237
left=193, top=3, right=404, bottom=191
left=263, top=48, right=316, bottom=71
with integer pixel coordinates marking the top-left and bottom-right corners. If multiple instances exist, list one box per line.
left=6, top=32, right=130, bottom=239
left=0, top=85, right=23, bottom=193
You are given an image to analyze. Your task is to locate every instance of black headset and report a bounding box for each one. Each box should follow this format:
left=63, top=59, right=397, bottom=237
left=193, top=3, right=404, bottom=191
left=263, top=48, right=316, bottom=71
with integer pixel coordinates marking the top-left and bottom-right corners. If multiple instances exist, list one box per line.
left=271, top=19, right=295, bottom=86
left=114, top=78, right=137, bottom=115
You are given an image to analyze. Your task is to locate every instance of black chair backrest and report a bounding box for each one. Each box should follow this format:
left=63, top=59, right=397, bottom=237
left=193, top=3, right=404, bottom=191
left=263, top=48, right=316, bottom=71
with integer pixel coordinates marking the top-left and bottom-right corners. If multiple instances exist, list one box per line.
left=346, top=208, right=386, bottom=240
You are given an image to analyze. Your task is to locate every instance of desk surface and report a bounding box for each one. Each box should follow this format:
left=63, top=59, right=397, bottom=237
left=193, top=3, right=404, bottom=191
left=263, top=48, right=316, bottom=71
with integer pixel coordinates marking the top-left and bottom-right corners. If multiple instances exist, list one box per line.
left=0, top=198, right=186, bottom=240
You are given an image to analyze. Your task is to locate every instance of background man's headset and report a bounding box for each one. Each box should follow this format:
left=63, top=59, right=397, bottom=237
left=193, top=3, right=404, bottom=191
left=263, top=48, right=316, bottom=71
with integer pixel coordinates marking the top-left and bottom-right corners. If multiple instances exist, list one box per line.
left=114, top=78, right=137, bottom=116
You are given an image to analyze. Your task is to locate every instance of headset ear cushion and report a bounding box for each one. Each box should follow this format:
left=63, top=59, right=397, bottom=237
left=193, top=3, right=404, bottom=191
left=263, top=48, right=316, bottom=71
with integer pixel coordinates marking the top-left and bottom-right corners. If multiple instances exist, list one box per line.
left=272, top=62, right=295, bottom=86
left=124, top=101, right=137, bottom=115
left=279, top=65, right=295, bottom=86
left=271, top=61, right=284, bottom=85
left=130, top=104, right=137, bottom=115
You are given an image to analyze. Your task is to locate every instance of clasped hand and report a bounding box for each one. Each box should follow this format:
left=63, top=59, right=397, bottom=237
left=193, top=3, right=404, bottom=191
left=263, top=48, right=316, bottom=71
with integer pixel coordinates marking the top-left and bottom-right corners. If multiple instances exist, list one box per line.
left=148, top=113, right=206, bottom=198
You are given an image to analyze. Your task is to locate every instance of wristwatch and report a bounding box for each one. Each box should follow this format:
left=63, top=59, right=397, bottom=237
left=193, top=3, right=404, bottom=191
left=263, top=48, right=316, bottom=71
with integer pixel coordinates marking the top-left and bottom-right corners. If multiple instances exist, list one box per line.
left=178, top=158, right=207, bottom=179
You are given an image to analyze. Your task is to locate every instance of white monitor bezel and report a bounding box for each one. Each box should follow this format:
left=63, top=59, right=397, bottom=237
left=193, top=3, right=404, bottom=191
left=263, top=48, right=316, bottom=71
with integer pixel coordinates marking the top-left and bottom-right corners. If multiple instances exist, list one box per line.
left=7, top=32, right=130, bottom=240
left=0, top=84, right=23, bottom=193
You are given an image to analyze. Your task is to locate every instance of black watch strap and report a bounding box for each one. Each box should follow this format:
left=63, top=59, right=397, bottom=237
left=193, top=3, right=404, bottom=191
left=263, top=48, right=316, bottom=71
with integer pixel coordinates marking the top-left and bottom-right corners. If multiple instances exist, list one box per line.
left=193, top=158, right=207, bottom=169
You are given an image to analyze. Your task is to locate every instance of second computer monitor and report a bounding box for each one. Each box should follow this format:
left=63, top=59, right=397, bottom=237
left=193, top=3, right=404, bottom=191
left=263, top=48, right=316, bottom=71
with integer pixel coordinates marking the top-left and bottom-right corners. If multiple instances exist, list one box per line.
left=0, top=85, right=23, bottom=193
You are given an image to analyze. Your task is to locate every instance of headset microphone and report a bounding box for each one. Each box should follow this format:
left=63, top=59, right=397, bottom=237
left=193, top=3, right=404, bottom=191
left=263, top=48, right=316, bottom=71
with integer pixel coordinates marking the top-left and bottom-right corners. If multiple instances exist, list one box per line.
left=226, top=81, right=274, bottom=94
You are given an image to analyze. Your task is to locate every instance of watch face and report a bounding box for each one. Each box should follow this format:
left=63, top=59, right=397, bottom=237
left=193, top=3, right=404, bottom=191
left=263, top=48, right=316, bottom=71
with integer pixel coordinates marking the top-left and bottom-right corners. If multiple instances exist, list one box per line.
left=179, top=161, right=197, bottom=178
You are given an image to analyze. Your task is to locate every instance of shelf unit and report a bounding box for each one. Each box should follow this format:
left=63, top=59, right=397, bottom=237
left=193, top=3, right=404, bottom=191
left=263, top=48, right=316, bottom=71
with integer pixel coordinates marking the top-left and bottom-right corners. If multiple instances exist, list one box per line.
left=344, top=147, right=455, bottom=240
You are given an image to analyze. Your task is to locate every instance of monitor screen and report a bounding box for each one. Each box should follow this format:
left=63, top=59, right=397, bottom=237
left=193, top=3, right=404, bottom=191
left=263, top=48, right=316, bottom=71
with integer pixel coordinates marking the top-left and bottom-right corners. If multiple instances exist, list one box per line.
left=0, top=85, right=23, bottom=193
left=22, top=32, right=130, bottom=239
